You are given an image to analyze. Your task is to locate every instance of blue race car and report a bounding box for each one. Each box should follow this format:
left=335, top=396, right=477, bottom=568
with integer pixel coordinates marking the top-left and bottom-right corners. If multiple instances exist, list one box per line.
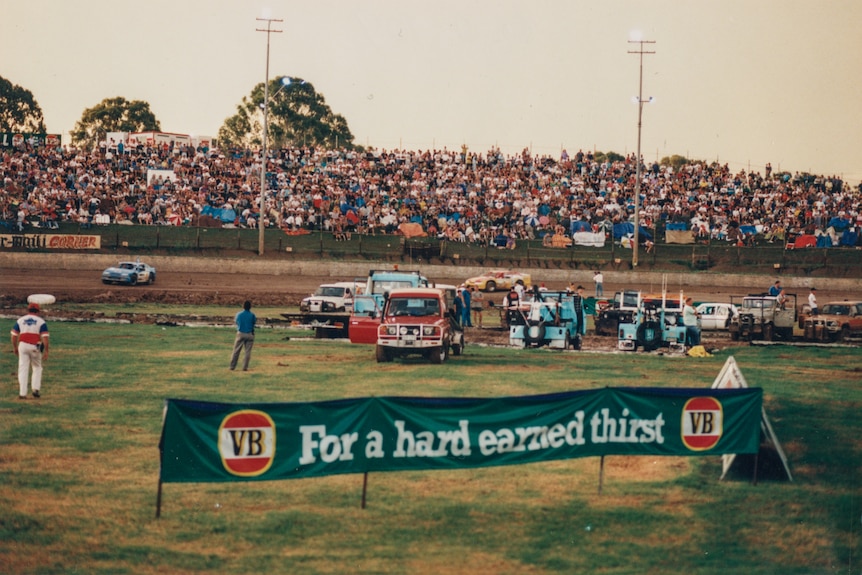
left=102, top=260, right=156, bottom=285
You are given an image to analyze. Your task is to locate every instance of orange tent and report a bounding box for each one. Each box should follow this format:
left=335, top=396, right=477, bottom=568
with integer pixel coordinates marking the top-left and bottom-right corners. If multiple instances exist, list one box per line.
left=397, top=222, right=427, bottom=238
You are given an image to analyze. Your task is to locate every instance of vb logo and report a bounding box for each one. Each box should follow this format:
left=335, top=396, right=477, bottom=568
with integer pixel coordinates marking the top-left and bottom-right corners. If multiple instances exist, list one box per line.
left=681, top=397, right=723, bottom=451
left=218, top=410, right=276, bottom=477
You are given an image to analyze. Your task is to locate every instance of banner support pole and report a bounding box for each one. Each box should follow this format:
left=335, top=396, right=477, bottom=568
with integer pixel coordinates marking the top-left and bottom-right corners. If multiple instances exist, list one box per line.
left=361, top=472, right=369, bottom=509
left=155, top=478, right=163, bottom=519
left=752, top=451, right=759, bottom=486
left=598, top=456, right=605, bottom=494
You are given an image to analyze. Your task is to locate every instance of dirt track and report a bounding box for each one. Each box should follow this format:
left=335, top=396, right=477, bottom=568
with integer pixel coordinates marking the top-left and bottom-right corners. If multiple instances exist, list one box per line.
left=4, top=266, right=852, bottom=309
left=0, top=266, right=790, bottom=351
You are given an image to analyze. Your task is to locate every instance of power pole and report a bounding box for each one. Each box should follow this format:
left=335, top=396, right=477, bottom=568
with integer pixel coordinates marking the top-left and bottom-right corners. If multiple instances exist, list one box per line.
left=628, top=38, right=655, bottom=268
left=256, top=17, right=283, bottom=256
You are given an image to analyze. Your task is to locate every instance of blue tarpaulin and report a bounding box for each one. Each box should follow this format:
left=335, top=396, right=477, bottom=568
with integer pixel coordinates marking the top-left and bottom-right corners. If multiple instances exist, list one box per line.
left=201, top=205, right=237, bottom=223
left=612, top=222, right=653, bottom=241
left=828, top=217, right=850, bottom=231
left=570, top=220, right=592, bottom=233
left=841, top=230, right=858, bottom=246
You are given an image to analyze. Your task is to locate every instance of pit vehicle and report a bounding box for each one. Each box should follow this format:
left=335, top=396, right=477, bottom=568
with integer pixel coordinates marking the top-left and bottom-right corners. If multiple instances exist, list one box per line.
left=508, top=290, right=586, bottom=350
left=349, top=269, right=430, bottom=344
left=802, top=300, right=862, bottom=342
left=300, top=282, right=359, bottom=313
left=281, top=281, right=364, bottom=338
left=375, top=288, right=465, bottom=363
left=618, top=292, right=688, bottom=352
left=594, top=290, right=639, bottom=336
left=729, top=293, right=797, bottom=341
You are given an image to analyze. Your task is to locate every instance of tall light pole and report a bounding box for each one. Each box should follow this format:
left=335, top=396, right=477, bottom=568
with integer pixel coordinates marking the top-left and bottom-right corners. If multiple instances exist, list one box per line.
left=628, top=37, right=655, bottom=268
left=256, top=17, right=282, bottom=256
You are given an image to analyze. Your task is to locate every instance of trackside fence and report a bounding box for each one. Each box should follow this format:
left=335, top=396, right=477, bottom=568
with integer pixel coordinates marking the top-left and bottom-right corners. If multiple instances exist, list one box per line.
left=4, top=222, right=861, bottom=277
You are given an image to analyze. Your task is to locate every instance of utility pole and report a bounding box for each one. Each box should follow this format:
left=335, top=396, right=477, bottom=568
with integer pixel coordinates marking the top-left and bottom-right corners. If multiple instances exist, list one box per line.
left=628, top=38, right=655, bottom=268
left=256, top=17, right=283, bottom=256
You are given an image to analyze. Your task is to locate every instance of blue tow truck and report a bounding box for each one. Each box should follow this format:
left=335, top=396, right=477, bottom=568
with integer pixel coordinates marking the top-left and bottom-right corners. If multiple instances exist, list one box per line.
left=508, top=290, right=587, bottom=350
left=617, top=291, right=688, bottom=352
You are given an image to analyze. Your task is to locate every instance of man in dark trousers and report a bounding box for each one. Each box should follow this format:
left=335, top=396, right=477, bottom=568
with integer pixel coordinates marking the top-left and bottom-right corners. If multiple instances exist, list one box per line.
left=230, top=300, right=256, bottom=371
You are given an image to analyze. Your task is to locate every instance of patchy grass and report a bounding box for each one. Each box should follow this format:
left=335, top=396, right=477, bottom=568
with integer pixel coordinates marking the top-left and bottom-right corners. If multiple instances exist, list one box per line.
left=0, top=321, right=859, bottom=574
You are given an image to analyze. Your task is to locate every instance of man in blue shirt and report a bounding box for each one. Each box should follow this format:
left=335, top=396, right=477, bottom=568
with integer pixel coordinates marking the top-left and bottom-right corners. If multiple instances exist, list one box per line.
left=230, top=300, right=256, bottom=371
left=768, top=280, right=782, bottom=297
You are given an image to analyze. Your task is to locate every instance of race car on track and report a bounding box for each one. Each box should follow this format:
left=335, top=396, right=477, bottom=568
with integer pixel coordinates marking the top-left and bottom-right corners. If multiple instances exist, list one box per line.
left=464, top=270, right=531, bottom=292
left=102, top=260, right=156, bottom=285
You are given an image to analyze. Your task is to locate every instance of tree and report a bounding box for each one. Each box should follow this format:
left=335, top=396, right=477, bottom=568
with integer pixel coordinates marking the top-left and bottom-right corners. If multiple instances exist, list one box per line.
left=660, top=154, right=690, bottom=171
left=71, top=97, right=161, bottom=150
left=218, top=76, right=357, bottom=149
left=0, top=76, right=45, bottom=133
left=594, top=151, right=625, bottom=164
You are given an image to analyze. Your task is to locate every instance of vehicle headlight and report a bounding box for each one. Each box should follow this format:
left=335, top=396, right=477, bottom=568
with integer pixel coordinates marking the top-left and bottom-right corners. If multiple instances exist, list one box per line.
left=423, top=326, right=440, bottom=336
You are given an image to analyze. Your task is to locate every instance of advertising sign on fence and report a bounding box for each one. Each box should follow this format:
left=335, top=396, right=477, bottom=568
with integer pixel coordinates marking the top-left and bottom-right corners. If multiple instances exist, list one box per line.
left=0, top=234, right=101, bottom=250
left=0, top=132, right=62, bottom=148
left=159, top=387, right=762, bottom=484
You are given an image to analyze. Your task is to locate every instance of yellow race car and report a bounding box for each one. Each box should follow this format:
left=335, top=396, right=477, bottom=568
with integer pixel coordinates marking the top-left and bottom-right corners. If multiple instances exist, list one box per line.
left=464, top=270, right=531, bottom=292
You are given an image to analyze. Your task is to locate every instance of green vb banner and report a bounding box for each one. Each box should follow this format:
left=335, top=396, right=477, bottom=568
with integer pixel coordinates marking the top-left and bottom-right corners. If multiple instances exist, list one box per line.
left=158, top=387, right=762, bottom=483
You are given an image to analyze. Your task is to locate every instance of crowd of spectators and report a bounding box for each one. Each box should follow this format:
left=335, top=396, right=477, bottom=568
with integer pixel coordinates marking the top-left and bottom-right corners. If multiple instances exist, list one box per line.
left=2, top=139, right=860, bottom=248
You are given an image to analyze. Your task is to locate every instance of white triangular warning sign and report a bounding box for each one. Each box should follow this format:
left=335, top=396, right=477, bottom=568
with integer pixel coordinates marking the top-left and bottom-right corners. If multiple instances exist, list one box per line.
left=711, top=356, right=793, bottom=482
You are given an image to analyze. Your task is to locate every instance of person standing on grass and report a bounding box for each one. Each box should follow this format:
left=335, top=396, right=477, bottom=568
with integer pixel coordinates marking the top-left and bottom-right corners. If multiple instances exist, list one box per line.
left=230, top=300, right=256, bottom=371
left=11, top=302, right=49, bottom=399
left=460, top=286, right=473, bottom=327
left=470, top=286, right=484, bottom=328
left=683, top=297, right=701, bottom=350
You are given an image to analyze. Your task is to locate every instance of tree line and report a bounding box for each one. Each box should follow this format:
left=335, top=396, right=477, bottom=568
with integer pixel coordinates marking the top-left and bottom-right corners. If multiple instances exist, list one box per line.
left=0, top=74, right=357, bottom=151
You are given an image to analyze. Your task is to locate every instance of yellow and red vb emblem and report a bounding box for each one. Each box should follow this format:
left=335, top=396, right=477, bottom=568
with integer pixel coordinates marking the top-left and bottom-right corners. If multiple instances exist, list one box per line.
left=218, top=410, right=276, bottom=477
left=681, top=397, right=723, bottom=451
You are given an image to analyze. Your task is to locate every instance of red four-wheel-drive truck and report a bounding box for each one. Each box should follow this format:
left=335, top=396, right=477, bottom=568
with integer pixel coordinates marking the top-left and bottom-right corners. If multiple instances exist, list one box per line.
left=375, top=287, right=465, bottom=363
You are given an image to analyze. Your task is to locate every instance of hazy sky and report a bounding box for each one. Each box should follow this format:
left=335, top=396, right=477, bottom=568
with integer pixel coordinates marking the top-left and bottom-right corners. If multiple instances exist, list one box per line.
left=3, top=0, right=860, bottom=182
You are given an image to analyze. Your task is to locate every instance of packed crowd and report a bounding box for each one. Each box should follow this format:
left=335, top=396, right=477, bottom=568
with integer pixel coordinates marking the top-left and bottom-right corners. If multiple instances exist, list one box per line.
left=2, top=139, right=860, bottom=247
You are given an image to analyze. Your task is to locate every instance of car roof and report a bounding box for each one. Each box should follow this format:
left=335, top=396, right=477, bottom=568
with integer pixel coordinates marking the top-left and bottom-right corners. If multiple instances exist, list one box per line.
left=387, top=288, right=444, bottom=298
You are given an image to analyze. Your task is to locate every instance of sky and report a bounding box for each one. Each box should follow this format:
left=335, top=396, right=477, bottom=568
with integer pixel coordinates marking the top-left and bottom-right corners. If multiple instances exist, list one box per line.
left=2, top=0, right=861, bottom=183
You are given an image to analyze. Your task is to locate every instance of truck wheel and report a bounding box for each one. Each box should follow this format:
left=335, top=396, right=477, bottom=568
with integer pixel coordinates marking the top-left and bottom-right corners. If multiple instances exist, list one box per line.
left=636, top=321, right=662, bottom=351
left=763, top=324, right=774, bottom=341
left=572, top=335, right=582, bottom=351
left=730, top=330, right=740, bottom=341
left=840, top=325, right=850, bottom=342
left=451, top=334, right=465, bottom=356
left=564, top=332, right=571, bottom=350
left=375, top=345, right=392, bottom=363
left=524, top=321, right=546, bottom=347
left=429, top=346, right=448, bottom=364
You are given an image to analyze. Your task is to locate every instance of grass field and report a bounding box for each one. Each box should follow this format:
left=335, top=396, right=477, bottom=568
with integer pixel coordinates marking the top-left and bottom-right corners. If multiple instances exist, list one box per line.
left=1, top=315, right=860, bottom=574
